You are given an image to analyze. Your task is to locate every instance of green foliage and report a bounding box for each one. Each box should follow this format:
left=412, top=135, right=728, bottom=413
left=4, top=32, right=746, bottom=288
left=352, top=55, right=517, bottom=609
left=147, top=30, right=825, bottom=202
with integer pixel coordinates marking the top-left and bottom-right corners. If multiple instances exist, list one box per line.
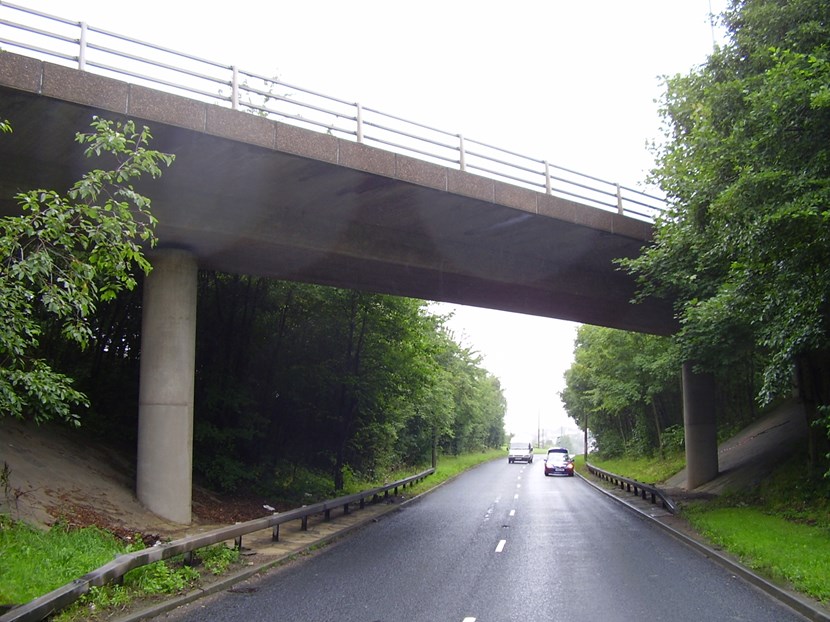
left=661, top=424, right=685, bottom=453
left=66, top=584, right=132, bottom=621
left=0, top=517, right=123, bottom=605
left=268, top=461, right=339, bottom=502
left=0, top=117, right=173, bottom=426
left=561, top=326, right=681, bottom=458
left=620, top=0, right=830, bottom=473
left=196, top=544, right=240, bottom=576
left=190, top=276, right=506, bottom=494
left=718, top=444, right=830, bottom=529
left=684, top=506, right=830, bottom=604
left=589, top=452, right=686, bottom=484
left=124, top=559, right=199, bottom=594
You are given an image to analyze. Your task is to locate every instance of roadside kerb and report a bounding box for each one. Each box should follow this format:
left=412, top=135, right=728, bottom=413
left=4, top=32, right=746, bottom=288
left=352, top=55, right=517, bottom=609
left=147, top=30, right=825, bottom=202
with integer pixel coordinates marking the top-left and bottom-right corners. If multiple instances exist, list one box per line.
left=111, top=459, right=503, bottom=622
left=112, top=499, right=402, bottom=622
left=578, top=469, right=830, bottom=622
left=0, top=468, right=434, bottom=622
left=585, top=462, right=677, bottom=513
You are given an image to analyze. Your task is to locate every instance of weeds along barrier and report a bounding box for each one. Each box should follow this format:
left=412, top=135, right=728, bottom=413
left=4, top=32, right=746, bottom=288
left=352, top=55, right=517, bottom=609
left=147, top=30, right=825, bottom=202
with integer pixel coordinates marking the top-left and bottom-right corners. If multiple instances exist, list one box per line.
left=585, top=463, right=677, bottom=514
left=0, top=468, right=434, bottom=622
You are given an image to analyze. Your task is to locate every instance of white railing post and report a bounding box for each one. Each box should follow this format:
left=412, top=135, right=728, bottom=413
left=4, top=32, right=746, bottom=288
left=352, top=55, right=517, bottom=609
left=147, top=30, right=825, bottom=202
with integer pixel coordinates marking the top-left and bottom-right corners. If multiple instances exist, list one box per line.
left=231, top=66, right=239, bottom=110
left=544, top=160, right=552, bottom=195
left=78, top=21, right=87, bottom=71
left=356, top=102, right=364, bottom=143
left=616, top=183, right=624, bottom=214
left=458, top=134, right=466, bottom=171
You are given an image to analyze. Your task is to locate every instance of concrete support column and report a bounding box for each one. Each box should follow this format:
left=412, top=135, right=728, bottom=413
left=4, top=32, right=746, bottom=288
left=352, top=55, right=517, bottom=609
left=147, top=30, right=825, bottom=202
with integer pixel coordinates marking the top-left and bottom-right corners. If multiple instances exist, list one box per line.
left=137, top=249, right=197, bottom=524
left=682, top=362, right=718, bottom=489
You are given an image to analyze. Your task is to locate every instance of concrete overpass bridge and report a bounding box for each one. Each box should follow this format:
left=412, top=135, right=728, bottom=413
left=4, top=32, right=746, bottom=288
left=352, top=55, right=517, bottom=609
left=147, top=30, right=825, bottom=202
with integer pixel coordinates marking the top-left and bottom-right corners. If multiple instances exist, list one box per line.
left=0, top=4, right=717, bottom=523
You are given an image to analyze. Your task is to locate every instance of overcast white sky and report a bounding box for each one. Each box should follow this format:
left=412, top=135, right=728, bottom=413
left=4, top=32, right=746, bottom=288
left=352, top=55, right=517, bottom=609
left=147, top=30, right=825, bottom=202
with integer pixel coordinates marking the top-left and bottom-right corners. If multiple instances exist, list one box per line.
left=16, top=1, right=728, bottom=439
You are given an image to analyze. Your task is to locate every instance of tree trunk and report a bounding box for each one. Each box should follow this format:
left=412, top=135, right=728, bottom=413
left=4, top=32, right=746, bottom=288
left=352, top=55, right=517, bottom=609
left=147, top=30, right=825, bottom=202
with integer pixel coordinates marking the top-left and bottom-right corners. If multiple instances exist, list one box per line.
left=652, top=399, right=664, bottom=459
left=583, top=414, right=589, bottom=459
left=794, top=350, right=830, bottom=476
left=332, top=293, right=368, bottom=491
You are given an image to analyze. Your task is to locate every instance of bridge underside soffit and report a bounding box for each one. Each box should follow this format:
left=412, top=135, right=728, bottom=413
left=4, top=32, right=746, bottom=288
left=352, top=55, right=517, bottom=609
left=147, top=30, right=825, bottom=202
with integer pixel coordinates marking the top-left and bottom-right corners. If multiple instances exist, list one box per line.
left=0, top=84, right=675, bottom=335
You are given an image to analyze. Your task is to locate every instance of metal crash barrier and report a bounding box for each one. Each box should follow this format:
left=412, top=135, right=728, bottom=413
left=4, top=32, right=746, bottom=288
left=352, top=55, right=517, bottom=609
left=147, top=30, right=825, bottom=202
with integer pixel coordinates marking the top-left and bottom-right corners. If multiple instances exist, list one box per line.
left=585, top=462, right=677, bottom=514
left=0, top=468, right=434, bottom=622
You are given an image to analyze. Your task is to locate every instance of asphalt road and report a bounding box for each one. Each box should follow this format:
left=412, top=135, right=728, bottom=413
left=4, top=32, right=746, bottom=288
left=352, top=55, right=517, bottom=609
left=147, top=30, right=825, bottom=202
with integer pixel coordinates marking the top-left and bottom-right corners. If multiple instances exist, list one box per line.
left=160, top=459, right=807, bottom=622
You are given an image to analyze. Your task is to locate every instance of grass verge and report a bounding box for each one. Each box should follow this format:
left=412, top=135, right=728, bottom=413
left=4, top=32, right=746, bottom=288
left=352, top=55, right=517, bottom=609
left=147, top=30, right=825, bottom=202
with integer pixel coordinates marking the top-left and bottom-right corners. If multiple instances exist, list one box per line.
left=683, top=505, right=830, bottom=604
left=587, top=451, right=685, bottom=484
left=587, top=446, right=830, bottom=607
left=360, top=449, right=503, bottom=499
left=0, top=450, right=502, bottom=618
left=0, top=517, right=123, bottom=605
left=0, top=514, right=243, bottom=620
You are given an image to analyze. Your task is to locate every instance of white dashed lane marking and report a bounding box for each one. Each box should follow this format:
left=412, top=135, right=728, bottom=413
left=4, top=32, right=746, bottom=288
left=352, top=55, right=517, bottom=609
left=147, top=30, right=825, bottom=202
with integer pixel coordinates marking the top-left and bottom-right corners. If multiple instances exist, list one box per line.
left=495, top=539, right=507, bottom=553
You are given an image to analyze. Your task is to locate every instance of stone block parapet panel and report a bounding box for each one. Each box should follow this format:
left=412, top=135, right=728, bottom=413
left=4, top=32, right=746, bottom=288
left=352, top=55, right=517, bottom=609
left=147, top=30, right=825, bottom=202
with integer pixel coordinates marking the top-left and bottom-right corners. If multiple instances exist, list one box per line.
left=0, top=52, right=43, bottom=92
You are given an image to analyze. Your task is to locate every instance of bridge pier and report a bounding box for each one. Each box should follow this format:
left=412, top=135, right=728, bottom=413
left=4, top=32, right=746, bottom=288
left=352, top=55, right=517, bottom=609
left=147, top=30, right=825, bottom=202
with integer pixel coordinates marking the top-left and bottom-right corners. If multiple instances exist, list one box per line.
left=136, top=249, right=198, bottom=524
left=682, top=362, right=719, bottom=489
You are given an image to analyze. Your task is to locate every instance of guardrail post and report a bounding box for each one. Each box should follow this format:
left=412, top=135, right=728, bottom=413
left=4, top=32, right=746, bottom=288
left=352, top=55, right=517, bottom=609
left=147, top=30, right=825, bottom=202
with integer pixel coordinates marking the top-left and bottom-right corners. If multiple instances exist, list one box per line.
left=616, top=183, right=624, bottom=214
left=272, top=525, right=280, bottom=541
left=301, top=516, right=309, bottom=531
left=324, top=508, right=331, bottom=521
left=458, top=134, right=466, bottom=172
left=343, top=502, right=351, bottom=515
left=78, top=22, right=88, bottom=71
left=234, top=535, right=243, bottom=550
left=359, top=497, right=365, bottom=509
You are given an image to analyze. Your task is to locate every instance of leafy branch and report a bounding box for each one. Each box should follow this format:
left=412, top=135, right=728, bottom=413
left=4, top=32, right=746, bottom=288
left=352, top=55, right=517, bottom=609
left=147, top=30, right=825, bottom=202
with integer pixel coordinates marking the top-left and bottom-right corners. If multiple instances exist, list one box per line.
left=0, top=117, right=174, bottom=425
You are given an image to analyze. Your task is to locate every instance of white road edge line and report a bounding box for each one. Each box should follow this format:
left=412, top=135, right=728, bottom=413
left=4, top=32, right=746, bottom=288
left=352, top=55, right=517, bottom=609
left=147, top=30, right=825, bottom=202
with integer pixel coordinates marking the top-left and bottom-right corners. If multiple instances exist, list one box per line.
left=495, top=539, right=507, bottom=553
left=463, top=618, right=477, bottom=622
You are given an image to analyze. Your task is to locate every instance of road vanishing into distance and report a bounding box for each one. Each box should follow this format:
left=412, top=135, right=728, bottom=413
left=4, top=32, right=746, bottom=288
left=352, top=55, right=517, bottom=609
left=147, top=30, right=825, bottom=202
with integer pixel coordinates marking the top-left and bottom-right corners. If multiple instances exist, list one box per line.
left=160, top=459, right=806, bottom=622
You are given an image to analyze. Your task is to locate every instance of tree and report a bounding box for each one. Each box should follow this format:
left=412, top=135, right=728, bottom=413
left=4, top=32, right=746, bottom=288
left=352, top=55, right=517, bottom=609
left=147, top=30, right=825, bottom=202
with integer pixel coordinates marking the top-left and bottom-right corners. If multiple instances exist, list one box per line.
left=0, top=117, right=174, bottom=425
left=189, top=272, right=507, bottom=493
left=621, top=0, right=830, bottom=473
left=561, top=326, right=681, bottom=458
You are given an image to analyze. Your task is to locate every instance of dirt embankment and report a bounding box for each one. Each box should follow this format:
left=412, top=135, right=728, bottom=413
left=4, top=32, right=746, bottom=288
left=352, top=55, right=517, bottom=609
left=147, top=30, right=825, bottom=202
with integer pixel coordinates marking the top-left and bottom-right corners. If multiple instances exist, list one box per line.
left=0, top=418, right=268, bottom=540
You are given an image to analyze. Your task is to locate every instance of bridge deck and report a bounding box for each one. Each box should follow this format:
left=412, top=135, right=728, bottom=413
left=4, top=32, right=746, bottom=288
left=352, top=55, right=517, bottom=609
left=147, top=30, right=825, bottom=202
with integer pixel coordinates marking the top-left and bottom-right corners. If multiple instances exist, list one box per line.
left=0, top=51, right=675, bottom=334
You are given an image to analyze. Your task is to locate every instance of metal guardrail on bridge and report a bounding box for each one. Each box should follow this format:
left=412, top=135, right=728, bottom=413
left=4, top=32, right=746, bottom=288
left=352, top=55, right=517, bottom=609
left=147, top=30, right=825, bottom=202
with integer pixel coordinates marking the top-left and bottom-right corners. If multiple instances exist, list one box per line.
left=0, top=1, right=667, bottom=221
left=0, top=468, right=434, bottom=622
